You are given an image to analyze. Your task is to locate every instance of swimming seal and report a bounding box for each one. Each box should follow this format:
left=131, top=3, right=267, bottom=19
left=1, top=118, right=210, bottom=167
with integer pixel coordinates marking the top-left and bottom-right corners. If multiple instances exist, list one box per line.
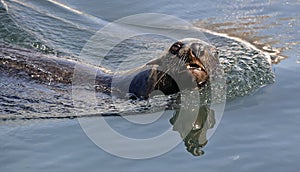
left=0, top=38, right=218, bottom=99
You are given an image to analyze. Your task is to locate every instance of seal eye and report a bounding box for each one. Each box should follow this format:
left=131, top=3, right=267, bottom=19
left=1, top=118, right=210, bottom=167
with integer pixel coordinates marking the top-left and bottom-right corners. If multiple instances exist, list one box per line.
left=169, top=42, right=184, bottom=55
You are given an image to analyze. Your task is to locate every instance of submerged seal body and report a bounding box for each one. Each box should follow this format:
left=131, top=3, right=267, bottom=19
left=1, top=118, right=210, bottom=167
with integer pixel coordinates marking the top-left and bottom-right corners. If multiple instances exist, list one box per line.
left=0, top=39, right=218, bottom=99
left=0, top=33, right=274, bottom=100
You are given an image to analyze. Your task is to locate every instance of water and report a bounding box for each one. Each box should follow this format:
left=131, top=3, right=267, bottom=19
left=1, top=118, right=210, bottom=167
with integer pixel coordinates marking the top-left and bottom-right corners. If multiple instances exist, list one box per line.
left=1, top=0, right=300, bottom=171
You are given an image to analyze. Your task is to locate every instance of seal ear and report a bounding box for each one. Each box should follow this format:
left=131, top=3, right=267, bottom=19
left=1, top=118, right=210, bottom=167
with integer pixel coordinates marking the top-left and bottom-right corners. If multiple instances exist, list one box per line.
left=146, top=58, right=162, bottom=66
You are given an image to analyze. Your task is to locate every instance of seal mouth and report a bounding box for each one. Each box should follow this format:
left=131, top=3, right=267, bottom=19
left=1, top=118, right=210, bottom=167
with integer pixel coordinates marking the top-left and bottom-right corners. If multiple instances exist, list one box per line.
left=186, top=62, right=208, bottom=86
left=186, top=63, right=205, bottom=75
left=186, top=63, right=204, bottom=71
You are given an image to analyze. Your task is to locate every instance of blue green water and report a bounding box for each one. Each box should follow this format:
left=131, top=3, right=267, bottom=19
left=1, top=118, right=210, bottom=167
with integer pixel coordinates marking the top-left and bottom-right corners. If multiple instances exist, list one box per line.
left=0, top=0, right=300, bottom=171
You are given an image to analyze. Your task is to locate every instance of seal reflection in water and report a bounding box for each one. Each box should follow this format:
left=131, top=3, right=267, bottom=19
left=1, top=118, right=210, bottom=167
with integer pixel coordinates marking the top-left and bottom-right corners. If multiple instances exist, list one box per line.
left=170, top=105, right=215, bottom=156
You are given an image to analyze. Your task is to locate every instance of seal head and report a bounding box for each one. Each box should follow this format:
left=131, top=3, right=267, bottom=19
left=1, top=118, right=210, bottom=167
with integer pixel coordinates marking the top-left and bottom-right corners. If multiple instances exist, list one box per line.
left=171, top=38, right=219, bottom=85
left=129, top=38, right=219, bottom=99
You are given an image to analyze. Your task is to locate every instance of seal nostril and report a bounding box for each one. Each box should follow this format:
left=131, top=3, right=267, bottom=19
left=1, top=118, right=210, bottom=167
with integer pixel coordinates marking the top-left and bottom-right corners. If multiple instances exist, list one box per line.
left=191, top=50, right=198, bottom=58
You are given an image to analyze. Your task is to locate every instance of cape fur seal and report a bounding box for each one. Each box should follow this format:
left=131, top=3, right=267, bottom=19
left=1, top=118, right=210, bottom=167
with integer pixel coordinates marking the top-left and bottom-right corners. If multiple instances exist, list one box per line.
left=0, top=38, right=219, bottom=99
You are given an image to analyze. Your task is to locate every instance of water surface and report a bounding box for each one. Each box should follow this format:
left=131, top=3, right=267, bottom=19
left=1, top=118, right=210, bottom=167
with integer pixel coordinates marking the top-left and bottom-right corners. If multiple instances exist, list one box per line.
left=0, top=0, right=299, bottom=171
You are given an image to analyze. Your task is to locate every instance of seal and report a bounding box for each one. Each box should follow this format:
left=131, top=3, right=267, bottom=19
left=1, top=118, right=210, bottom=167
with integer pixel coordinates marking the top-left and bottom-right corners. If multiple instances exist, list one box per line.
left=0, top=38, right=218, bottom=99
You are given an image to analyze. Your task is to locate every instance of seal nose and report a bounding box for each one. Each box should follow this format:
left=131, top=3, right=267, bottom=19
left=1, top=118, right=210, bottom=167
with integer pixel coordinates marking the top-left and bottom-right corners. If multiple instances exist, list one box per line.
left=190, top=43, right=205, bottom=59
left=169, top=41, right=184, bottom=55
